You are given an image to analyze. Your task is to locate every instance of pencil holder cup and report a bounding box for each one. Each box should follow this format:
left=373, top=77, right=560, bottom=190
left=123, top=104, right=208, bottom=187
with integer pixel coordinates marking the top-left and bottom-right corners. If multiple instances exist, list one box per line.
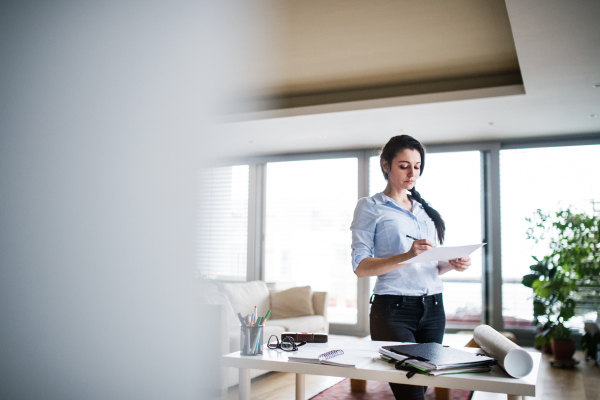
left=240, top=325, right=263, bottom=356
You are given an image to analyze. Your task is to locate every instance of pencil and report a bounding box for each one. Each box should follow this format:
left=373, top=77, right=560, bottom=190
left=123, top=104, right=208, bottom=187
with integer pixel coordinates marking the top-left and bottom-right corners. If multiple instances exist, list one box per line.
left=261, top=310, right=271, bottom=326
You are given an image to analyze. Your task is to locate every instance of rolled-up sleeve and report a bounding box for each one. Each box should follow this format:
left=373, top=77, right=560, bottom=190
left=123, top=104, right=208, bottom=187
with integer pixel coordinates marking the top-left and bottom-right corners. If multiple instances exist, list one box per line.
left=350, top=197, right=378, bottom=271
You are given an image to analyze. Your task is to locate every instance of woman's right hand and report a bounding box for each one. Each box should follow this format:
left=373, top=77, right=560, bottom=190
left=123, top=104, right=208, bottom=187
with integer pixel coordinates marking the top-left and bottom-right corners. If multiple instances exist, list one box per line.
left=406, top=239, right=435, bottom=259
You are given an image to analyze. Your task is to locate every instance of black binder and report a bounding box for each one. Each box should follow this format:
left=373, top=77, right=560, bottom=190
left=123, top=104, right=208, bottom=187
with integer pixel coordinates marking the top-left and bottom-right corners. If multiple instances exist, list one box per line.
left=382, top=343, right=495, bottom=370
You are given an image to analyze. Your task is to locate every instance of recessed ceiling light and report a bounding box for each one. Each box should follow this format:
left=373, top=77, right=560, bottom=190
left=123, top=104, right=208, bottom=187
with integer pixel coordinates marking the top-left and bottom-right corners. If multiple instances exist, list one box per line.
left=489, top=122, right=494, bottom=125
left=589, top=114, right=596, bottom=118
left=593, top=84, right=600, bottom=88
left=249, top=141, right=254, bottom=144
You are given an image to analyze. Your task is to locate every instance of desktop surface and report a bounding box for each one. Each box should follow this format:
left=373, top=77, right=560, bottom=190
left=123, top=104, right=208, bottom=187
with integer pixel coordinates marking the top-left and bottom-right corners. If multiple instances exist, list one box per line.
left=222, top=335, right=540, bottom=397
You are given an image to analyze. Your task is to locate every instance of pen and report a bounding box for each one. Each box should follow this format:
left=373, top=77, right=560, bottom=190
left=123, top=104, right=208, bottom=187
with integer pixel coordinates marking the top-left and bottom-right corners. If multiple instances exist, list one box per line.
left=406, top=235, right=419, bottom=241
left=252, top=317, right=263, bottom=352
left=237, top=312, right=247, bottom=327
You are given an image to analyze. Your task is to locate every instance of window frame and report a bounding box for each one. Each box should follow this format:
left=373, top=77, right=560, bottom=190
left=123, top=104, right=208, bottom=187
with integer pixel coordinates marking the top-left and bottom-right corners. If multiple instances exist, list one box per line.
left=420, top=142, right=501, bottom=332
left=248, top=150, right=370, bottom=335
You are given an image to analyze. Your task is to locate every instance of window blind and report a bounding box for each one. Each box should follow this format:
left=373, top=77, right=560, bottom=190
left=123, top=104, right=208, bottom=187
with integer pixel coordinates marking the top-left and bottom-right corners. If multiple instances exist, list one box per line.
left=197, top=165, right=249, bottom=279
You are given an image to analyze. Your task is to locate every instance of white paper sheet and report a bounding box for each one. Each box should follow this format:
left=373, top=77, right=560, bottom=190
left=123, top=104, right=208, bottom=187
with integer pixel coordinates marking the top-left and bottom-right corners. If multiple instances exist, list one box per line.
left=398, top=243, right=486, bottom=265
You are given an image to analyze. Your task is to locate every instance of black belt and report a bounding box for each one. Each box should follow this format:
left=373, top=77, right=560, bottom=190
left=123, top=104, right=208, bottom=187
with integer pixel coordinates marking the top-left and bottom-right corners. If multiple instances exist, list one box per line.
left=370, top=293, right=442, bottom=304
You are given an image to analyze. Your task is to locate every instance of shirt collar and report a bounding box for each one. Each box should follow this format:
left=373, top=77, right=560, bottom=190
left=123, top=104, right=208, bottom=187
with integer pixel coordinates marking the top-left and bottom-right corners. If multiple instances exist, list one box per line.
left=373, top=192, right=388, bottom=205
left=374, top=192, right=424, bottom=210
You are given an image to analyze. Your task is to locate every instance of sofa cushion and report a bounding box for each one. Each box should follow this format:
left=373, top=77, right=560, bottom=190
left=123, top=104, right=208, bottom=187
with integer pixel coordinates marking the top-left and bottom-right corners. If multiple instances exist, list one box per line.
left=264, top=315, right=327, bottom=333
left=270, top=286, right=315, bottom=319
left=220, top=281, right=270, bottom=321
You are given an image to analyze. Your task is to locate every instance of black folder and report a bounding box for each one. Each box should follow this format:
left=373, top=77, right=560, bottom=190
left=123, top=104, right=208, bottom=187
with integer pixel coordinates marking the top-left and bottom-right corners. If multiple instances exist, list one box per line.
left=382, top=343, right=495, bottom=370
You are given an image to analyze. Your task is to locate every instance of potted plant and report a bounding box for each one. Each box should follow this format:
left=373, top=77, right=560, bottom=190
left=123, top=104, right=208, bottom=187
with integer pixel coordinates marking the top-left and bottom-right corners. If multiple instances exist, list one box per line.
left=522, top=207, right=600, bottom=362
left=550, top=322, right=576, bottom=362
left=522, top=255, right=577, bottom=358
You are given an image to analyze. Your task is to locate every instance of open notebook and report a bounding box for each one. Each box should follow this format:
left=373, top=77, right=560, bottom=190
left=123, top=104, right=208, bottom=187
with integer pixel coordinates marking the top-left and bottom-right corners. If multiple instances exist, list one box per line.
left=288, top=347, right=375, bottom=368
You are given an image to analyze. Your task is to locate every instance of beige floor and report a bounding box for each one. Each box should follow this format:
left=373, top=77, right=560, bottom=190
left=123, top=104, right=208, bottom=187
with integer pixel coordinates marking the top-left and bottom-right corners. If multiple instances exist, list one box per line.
left=221, top=372, right=344, bottom=400
left=222, top=351, right=599, bottom=400
left=473, top=351, right=600, bottom=400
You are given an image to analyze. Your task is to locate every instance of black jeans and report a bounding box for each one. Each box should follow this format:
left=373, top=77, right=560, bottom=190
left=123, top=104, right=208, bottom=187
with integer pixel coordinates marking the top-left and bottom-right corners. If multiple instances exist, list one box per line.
left=370, top=293, right=446, bottom=400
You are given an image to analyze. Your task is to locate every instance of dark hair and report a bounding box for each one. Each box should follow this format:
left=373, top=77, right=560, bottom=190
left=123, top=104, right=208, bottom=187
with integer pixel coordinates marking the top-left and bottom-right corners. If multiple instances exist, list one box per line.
left=380, top=135, right=446, bottom=244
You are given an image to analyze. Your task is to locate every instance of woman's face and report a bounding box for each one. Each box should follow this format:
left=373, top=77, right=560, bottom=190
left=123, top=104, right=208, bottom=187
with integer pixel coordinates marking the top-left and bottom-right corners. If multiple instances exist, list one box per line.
left=382, top=149, right=421, bottom=191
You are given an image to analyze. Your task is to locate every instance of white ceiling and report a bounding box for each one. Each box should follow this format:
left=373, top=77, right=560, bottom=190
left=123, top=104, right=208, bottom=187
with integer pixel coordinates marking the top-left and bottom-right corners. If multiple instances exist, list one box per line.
left=211, top=0, right=600, bottom=164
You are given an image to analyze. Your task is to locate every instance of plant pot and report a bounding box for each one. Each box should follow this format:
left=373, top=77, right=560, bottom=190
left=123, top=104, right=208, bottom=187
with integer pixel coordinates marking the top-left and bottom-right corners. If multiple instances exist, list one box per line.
left=551, top=338, right=575, bottom=362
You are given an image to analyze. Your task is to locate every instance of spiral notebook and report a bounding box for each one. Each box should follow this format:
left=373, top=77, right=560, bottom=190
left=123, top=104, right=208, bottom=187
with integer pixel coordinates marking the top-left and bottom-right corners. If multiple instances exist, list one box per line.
left=288, top=347, right=375, bottom=368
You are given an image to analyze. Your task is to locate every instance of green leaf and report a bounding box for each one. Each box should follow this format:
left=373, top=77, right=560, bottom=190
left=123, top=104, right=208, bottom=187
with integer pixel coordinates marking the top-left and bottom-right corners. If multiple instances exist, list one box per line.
left=522, top=274, right=538, bottom=288
left=559, top=299, right=576, bottom=321
left=533, top=300, right=546, bottom=316
left=530, top=262, right=548, bottom=275
left=535, top=334, right=550, bottom=347
left=532, top=280, right=551, bottom=298
left=552, top=323, right=572, bottom=339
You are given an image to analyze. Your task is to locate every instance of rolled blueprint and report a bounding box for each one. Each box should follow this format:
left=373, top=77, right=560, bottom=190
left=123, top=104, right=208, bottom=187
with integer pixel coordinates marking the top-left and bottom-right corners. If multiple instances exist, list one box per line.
left=473, top=324, right=533, bottom=378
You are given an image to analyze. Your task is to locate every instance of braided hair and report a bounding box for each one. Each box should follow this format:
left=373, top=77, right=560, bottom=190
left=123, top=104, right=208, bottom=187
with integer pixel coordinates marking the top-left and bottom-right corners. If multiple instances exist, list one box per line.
left=380, top=135, right=446, bottom=244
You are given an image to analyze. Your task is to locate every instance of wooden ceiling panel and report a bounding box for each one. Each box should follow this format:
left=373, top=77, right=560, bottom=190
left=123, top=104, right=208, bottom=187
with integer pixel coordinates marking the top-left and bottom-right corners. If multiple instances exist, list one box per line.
left=234, top=0, right=521, bottom=112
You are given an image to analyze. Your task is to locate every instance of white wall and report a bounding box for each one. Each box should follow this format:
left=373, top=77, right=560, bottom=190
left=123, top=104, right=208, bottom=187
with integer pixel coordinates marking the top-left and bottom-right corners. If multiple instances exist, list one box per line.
left=0, top=1, right=259, bottom=398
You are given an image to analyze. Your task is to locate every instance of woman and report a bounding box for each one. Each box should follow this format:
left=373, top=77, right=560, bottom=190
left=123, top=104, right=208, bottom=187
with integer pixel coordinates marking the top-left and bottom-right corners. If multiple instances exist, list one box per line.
left=350, top=135, right=471, bottom=400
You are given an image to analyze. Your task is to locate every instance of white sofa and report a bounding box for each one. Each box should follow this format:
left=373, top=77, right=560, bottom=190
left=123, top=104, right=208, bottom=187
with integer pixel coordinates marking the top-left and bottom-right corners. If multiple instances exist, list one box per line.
left=200, top=280, right=328, bottom=391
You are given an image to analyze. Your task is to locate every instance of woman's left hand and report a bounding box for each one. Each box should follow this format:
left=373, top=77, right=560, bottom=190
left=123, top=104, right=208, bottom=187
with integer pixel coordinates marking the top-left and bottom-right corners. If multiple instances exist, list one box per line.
left=449, top=256, right=471, bottom=271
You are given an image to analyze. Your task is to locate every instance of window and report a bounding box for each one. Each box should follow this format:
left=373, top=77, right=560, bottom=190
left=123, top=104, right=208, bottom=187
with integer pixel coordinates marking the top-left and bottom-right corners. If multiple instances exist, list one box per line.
left=264, top=158, right=358, bottom=324
left=197, top=165, right=249, bottom=280
left=369, top=152, right=483, bottom=327
left=500, top=145, right=600, bottom=329
left=248, top=135, right=600, bottom=336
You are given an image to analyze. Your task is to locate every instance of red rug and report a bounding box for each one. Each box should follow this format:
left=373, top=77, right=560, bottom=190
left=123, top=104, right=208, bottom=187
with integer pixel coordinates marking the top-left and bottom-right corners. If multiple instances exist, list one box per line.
left=310, top=379, right=473, bottom=400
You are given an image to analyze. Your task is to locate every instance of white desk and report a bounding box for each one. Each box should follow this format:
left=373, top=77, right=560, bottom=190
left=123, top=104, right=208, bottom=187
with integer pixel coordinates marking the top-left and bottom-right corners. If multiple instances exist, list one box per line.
left=221, top=336, right=540, bottom=400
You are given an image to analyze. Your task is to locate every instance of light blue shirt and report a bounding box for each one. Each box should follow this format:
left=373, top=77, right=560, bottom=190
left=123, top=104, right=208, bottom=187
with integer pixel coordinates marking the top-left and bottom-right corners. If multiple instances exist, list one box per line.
left=350, top=192, right=444, bottom=296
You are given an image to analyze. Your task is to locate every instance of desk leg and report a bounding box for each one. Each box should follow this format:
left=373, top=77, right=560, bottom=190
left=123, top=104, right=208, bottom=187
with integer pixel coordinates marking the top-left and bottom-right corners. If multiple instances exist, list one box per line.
left=507, top=396, right=522, bottom=400
left=295, top=373, right=305, bottom=400
left=239, top=368, right=251, bottom=400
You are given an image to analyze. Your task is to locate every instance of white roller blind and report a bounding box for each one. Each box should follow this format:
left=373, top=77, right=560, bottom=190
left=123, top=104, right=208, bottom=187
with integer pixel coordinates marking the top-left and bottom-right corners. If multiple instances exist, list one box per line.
left=197, top=165, right=249, bottom=279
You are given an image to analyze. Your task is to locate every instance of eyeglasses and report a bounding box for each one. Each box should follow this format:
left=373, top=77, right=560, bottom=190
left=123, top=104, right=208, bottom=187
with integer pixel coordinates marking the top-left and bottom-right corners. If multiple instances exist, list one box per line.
left=267, top=335, right=307, bottom=352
